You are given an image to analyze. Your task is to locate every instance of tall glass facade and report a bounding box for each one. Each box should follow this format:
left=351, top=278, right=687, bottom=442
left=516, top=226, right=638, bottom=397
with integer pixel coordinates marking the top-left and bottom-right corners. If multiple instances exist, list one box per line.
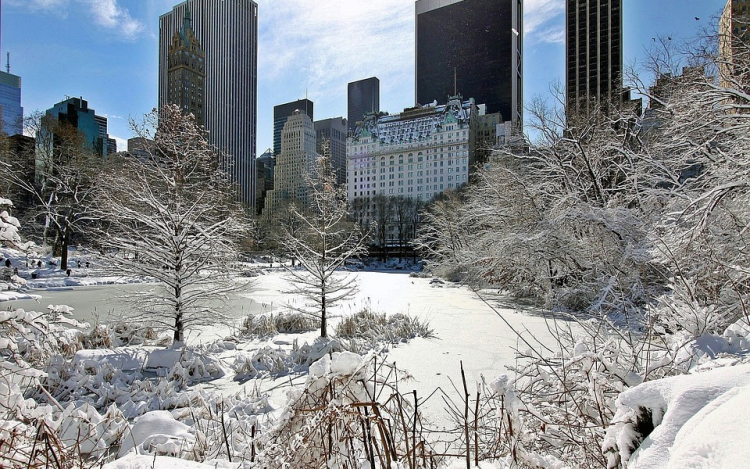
left=0, top=71, right=23, bottom=136
left=347, top=77, right=379, bottom=135
left=415, top=0, right=522, bottom=128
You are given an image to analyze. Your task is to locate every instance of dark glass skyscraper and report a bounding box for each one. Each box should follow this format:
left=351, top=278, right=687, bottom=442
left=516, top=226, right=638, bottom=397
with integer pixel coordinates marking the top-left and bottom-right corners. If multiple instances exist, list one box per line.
left=347, top=77, right=379, bottom=135
left=565, top=0, right=623, bottom=113
left=273, top=99, right=313, bottom=156
left=415, top=0, right=522, bottom=129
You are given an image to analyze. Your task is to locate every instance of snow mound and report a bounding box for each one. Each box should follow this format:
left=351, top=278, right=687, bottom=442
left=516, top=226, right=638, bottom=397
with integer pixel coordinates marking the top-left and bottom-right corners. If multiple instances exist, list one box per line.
left=603, top=363, right=750, bottom=468
left=118, top=410, right=195, bottom=458
left=330, top=351, right=363, bottom=376
left=74, top=347, right=147, bottom=372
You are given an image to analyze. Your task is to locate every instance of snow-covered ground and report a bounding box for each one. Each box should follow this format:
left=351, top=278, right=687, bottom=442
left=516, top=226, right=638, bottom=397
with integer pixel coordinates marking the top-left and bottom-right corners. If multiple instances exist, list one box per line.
left=4, top=248, right=750, bottom=468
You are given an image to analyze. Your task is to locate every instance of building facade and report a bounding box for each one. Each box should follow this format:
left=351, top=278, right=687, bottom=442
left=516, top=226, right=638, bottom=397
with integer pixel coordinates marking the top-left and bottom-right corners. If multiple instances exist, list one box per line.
left=347, top=96, right=477, bottom=204
left=565, top=0, right=625, bottom=114
left=263, top=111, right=318, bottom=219
left=167, top=8, right=205, bottom=126
left=314, top=117, right=348, bottom=186
left=255, top=148, right=274, bottom=214
left=720, top=0, right=750, bottom=87
left=347, top=77, right=379, bottom=135
left=273, top=99, right=313, bottom=156
left=0, top=71, right=23, bottom=136
left=159, top=0, right=258, bottom=207
left=415, top=0, right=522, bottom=130
left=45, top=97, right=109, bottom=158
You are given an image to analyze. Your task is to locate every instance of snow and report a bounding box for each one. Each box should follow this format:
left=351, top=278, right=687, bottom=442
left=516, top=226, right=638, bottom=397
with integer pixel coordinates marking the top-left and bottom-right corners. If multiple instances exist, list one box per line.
left=605, top=363, right=750, bottom=468
left=118, top=410, right=195, bottom=458
left=4, top=253, right=750, bottom=468
left=74, top=348, right=147, bottom=372
left=329, top=350, right=363, bottom=376
left=104, top=454, right=231, bottom=469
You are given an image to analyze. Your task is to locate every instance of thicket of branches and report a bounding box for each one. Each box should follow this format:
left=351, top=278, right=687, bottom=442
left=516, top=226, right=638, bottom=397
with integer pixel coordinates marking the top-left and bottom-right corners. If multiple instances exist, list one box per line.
left=415, top=28, right=750, bottom=469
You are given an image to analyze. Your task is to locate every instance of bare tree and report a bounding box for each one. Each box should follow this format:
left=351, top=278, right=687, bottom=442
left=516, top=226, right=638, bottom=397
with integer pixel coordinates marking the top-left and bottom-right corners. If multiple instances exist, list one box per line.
left=1, top=112, right=101, bottom=269
left=371, top=194, right=392, bottom=259
left=281, top=150, right=368, bottom=338
left=95, top=105, right=250, bottom=343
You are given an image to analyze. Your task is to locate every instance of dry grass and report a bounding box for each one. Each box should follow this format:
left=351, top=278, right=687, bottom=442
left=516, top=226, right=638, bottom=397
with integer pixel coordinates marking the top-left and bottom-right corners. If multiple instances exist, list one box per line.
left=335, top=309, right=434, bottom=346
left=241, top=312, right=319, bottom=337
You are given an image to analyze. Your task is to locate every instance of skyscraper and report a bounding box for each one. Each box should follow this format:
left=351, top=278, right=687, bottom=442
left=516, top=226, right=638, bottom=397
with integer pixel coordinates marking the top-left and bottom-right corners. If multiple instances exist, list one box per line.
left=565, top=0, right=624, bottom=114
left=273, top=99, right=313, bottom=156
left=167, top=8, right=205, bottom=126
left=347, top=77, right=379, bottom=135
left=415, top=0, right=522, bottom=130
left=263, top=110, right=318, bottom=219
left=0, top=71, right=23, bottom=136
left=159, top=0, right=258, bottom=207
left=46, top=97, right=108, bottom=157
left=314, top=117, right=347, bottom=185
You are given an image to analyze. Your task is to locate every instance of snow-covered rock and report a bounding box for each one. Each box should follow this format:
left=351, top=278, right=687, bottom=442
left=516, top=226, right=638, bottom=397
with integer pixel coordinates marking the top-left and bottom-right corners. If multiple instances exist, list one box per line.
left=603, top=363, right=750, bottom=468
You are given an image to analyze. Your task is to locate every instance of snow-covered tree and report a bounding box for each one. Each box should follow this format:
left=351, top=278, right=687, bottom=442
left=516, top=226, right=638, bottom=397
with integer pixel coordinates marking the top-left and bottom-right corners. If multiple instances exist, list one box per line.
left=95, top=105, right=250, bottom=343
left=1, top=112, right=101, bottom=269
left=281, top=149, right=368, bottom=337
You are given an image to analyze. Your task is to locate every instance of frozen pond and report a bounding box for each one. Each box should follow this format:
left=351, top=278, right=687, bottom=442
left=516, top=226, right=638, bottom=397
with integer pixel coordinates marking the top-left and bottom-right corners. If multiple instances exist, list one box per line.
left=1, top=282, right=270, bottom=344
left=3, top=270, right=559, bottom=423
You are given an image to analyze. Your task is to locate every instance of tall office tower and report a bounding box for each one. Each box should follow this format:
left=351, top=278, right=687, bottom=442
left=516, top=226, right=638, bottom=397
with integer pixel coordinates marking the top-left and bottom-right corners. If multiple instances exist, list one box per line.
left=159, top=0, right=258, bottom=207
left=415, top=0, right=522, bottom=130
left=565, top=0, right=626, bottom=115
left=263, top=110, right=318, bottom=219
left=94, top=115, right=111, bottom=158
left=45, top=97, right=108, bottom=157
left=314, top=117, right=347, bottom=185
left=167, top=8, right=205, bottom=126
left=273, top=99, right=313, bottom=156
left=0, top=71, right=23, bottom=136
left=0, top=0, right=23, bottom=136
left=107, top=138, right=117, bottom=155
left=720, top=0, right=750, bottom=87
left=347, top=77, right=379, bottom=134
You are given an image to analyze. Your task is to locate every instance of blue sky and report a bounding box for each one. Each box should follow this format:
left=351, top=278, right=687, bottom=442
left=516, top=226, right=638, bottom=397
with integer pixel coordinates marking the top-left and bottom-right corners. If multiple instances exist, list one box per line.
left=2, top=0, right=726, bottom=153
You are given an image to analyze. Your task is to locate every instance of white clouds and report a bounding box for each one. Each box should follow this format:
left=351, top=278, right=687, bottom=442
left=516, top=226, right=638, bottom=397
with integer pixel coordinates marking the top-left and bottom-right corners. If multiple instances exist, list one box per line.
left=256, top=0, right=415, bottom=109
left=112, top=136, right=128, bottom=153
left=6, top=0, right=69, bottom=13
left=77, top=0, right=144, bottom=40
left=524, top=0, right=565, bottom=45
left=7, top=0, right=143, bottom=40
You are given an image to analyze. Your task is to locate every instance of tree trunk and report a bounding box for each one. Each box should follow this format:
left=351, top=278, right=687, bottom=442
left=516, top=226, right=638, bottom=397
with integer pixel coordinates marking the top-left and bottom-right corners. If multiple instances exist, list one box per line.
left=174, top=312, right=183, bottom=343
left=321, top=286, right=327, bottom=338
left=60, top=224, right=71, bottom=270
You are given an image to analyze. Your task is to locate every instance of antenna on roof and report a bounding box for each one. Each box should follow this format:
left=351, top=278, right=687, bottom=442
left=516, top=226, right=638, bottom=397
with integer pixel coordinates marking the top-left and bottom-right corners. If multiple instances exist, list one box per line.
left=6, top=53, right=9, bottom=74
left=454, top=67, right=457, bottom=96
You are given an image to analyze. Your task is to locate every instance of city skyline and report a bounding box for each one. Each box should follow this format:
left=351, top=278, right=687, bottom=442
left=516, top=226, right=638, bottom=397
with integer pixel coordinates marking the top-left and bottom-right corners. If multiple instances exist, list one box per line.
left=1, top=0, right=726, bottom=153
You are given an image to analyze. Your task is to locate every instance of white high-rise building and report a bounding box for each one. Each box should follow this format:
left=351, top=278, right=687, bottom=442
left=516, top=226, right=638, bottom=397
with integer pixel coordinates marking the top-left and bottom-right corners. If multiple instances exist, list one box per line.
left=263, top=110, right=319, bottom=219
left=159, top=0, right=258, bottom=207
